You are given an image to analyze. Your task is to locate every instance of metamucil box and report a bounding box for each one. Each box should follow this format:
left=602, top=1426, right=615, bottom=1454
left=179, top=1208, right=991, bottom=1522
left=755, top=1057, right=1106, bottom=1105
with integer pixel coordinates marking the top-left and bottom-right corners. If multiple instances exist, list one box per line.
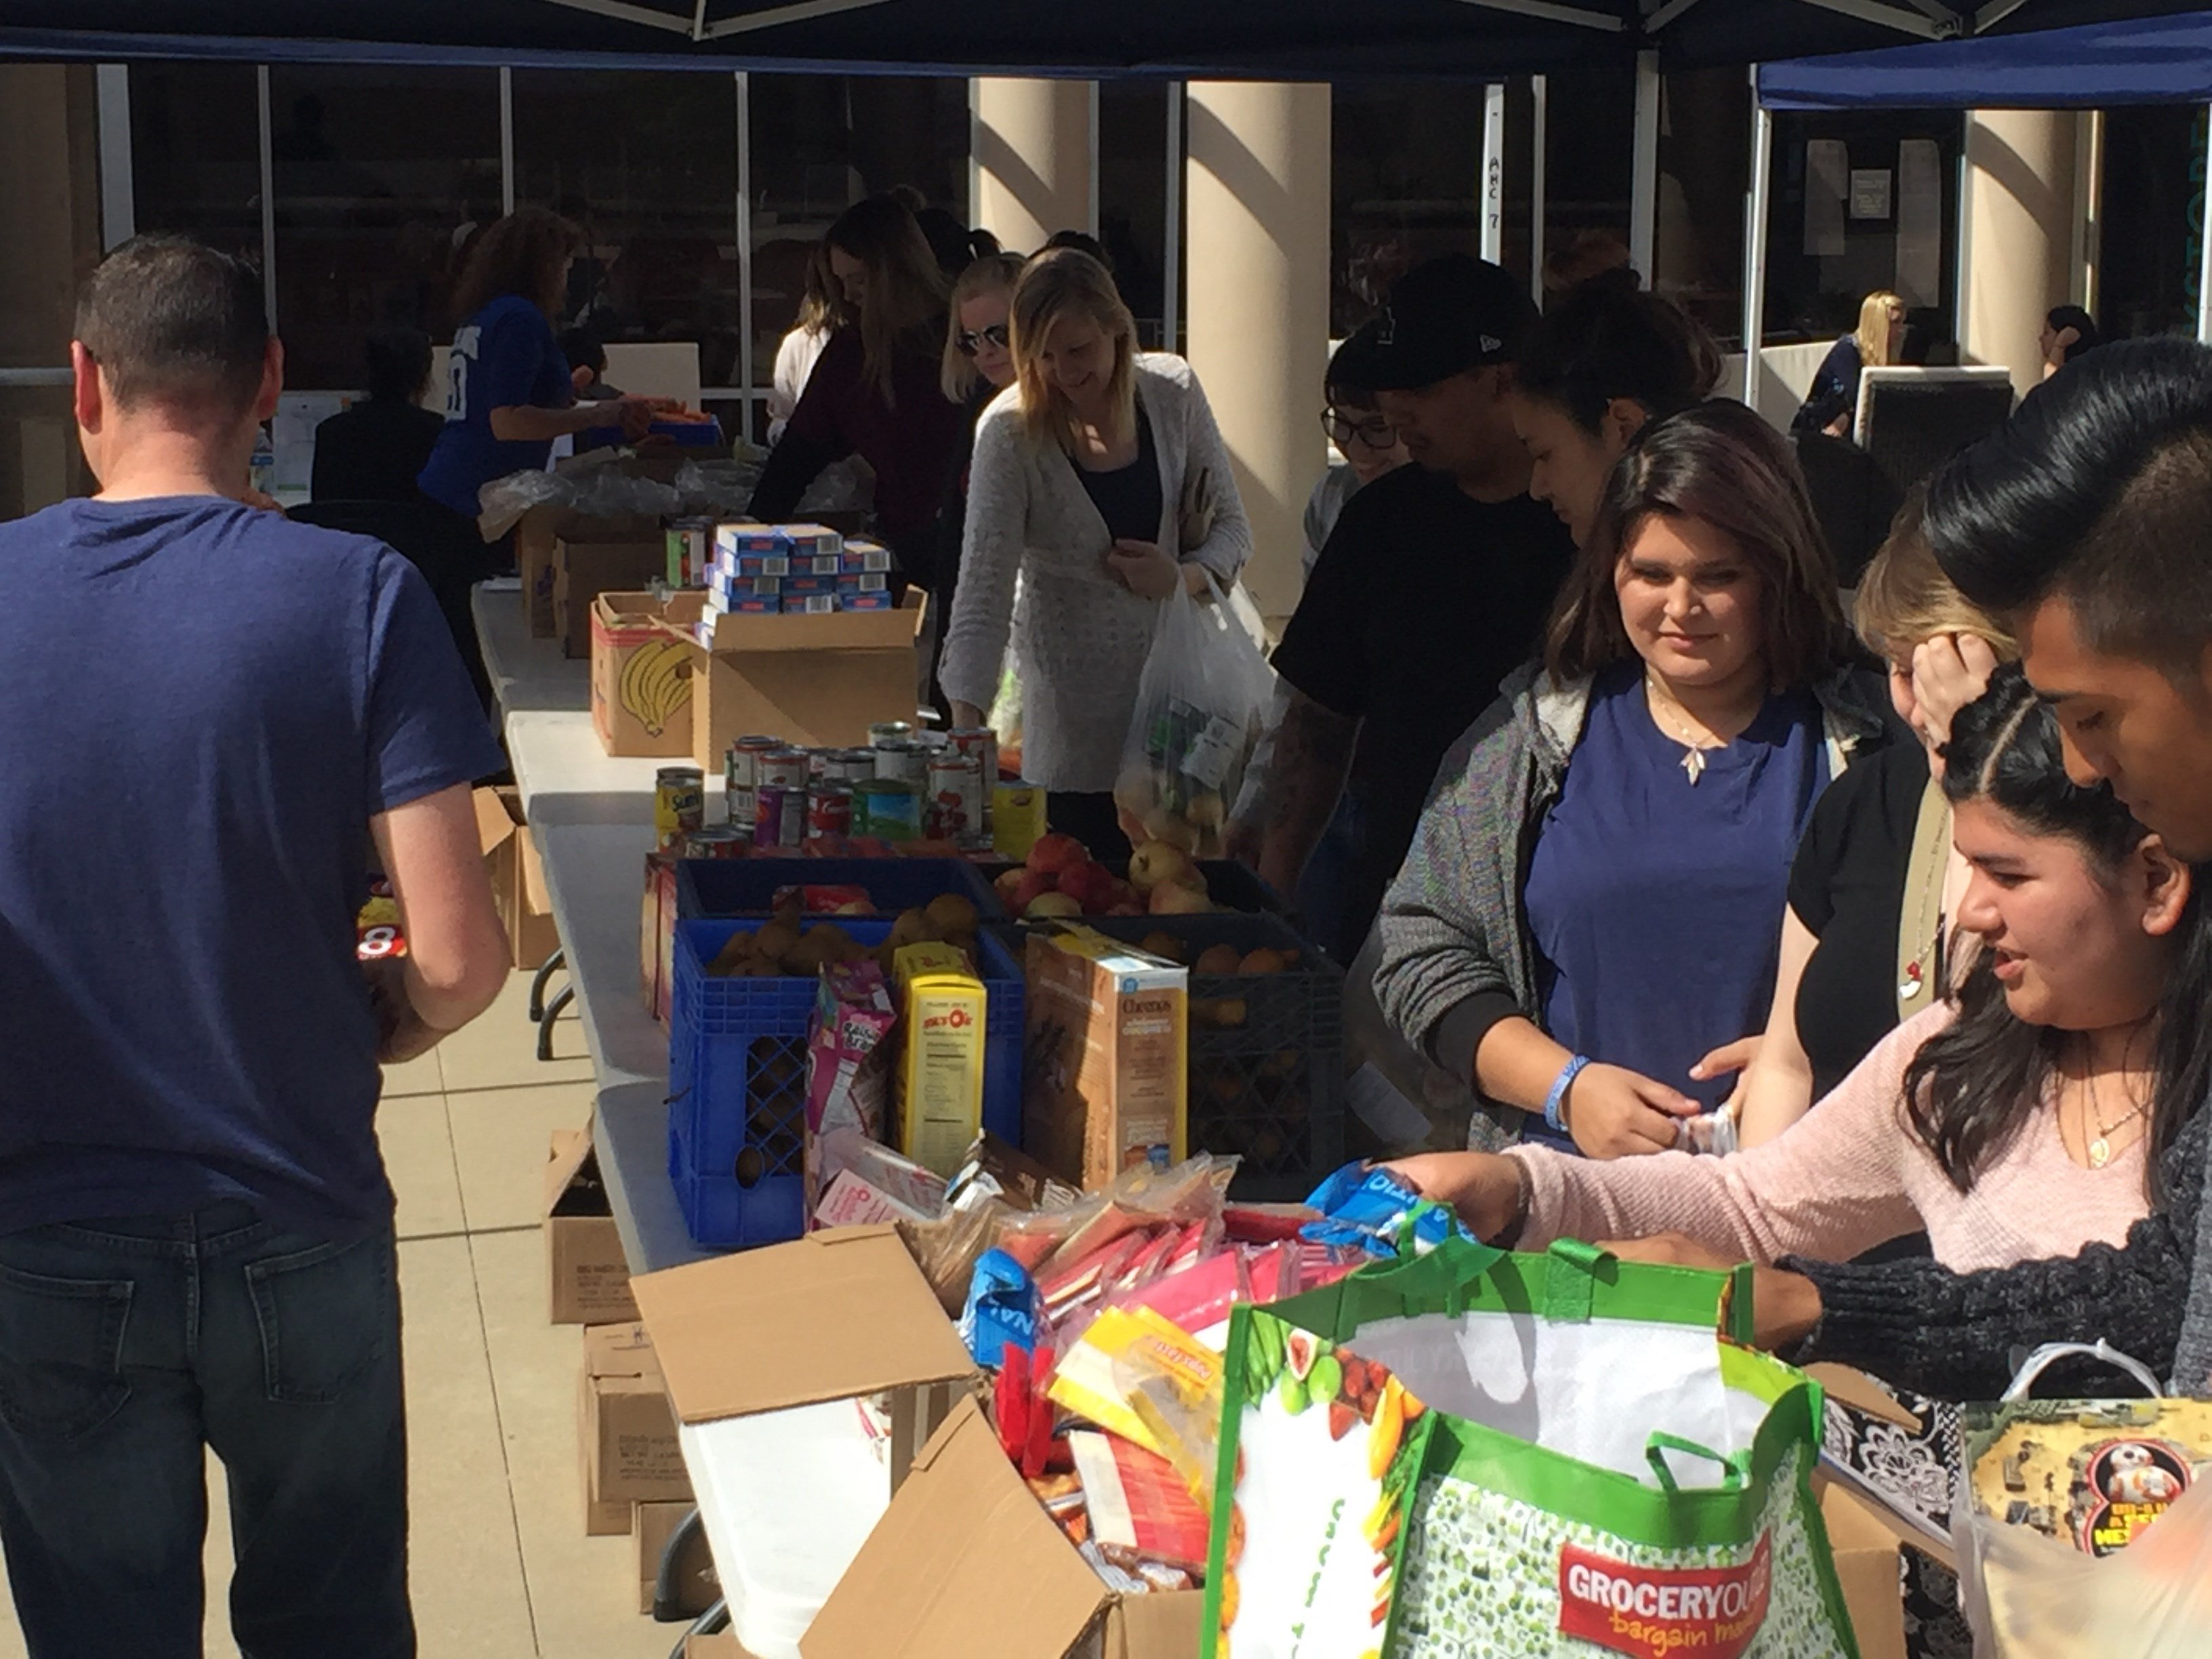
left=1021, top=926, right=1187, bottom=1191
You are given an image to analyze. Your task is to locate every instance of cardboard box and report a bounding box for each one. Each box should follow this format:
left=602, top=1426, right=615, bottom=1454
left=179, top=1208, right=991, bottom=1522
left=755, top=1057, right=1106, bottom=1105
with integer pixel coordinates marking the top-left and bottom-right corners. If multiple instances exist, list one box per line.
left=1022, top=928, right=1189, bottom=1190
left=475, top=787, right=559, bottom=970
left=592, top=590, right=708, bottom=758
left=802, top=1395, right=1204, bottom=1659
left=545, top=1128, right=639, bottom=1326
left=631, top=1227, right=980, bottom=1658
left=579, top=1322, right=691, bottom=1534
left=517, top=507, right=562, bottom=637
left=685, top=593, right=925, bottom=770
left=555, top=520, right=666, bottom=658
left=637, top=1499, right=719, bottom=1618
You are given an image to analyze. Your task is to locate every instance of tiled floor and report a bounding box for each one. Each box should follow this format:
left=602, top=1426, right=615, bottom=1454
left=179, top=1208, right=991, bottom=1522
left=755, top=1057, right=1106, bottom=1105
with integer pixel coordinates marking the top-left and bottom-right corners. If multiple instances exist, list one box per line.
left=0, top=971, right=680, bottom=1659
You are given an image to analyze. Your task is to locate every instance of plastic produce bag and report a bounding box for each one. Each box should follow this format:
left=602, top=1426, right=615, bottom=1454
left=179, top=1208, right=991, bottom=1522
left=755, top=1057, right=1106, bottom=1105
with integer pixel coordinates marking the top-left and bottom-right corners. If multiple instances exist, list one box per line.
left=474, top=468, right=570, bottom=540
left=1954, top=1340, right=2212, bottom=1657
left=1206, top=1237, right=1855, bottom=1659
left=1113, top=575, right=1274, bottom=859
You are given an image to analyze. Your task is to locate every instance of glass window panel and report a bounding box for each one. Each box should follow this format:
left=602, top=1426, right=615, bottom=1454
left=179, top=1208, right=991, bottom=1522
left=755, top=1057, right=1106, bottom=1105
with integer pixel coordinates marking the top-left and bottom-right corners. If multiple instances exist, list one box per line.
left=747, top=75, right=970, bottom=403
left=512, top=70, right=741, bottom=390
left=2100, top=105, right=2204, bottom=340
left=1655, top=67, right=1750, bottom=348
left=1098, top=81, right=1171, bottom=348
left=0, top=65, right=100, bottom=374
left=1330, top=82, right=1483, bottom=335
left=1760, top=108, right=1964, bottom=356
left=267, top=64, right=502, bottom=388
left=129, top=60, right=263, bottom=262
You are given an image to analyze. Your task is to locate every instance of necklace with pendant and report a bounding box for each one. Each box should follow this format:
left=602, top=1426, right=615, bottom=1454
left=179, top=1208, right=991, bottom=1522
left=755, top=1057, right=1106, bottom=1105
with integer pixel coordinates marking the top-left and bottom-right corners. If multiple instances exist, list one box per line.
left=2082, top=1052, right=2148, bottom=1170
left=1645, top=676, right=1723, bottom=785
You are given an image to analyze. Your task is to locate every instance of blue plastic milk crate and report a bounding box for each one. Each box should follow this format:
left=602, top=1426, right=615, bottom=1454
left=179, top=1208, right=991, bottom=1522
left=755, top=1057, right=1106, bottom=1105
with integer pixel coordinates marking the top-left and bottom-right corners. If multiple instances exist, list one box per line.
left=666, top=917, right=1025, bottom=1248
left=674, top=856, right=1005, bottom=922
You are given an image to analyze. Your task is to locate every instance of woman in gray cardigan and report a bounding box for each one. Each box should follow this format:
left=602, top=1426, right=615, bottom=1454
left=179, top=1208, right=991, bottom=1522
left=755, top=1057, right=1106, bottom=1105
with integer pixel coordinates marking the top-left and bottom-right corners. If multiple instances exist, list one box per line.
left=1374, top=401, right=1893, bottom=1158
left=940, top=249, right=1251, bottom=854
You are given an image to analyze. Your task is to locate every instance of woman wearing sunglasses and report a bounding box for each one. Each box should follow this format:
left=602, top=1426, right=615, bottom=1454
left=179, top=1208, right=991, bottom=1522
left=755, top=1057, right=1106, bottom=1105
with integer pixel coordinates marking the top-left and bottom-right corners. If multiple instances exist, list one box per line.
left=940, top=247, right=1252, bottom=858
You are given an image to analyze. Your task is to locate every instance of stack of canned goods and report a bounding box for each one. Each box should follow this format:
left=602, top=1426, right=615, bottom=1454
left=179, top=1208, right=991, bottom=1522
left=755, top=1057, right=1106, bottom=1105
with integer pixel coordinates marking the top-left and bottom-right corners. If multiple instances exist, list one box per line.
left=707, top=722, right=1001, bottom=851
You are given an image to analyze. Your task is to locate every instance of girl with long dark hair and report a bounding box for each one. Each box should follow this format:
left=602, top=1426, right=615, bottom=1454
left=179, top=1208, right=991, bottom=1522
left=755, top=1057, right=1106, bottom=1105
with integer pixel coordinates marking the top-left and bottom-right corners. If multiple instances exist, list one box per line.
left=1390, top=663, right=2208, bottom=1267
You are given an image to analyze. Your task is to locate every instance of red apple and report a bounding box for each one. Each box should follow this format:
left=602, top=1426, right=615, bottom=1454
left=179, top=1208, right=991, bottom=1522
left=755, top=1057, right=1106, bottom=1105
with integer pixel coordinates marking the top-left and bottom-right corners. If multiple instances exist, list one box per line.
left=1149, top=880, right=1212, bottom=916
left=1010, top=869, right=1058, bottom=912
left=1025, top=833, right=1088, bottom=876
left=1058, top=861, right=1117, bottom=912
left=1024, top=891, right=1084, bottom=919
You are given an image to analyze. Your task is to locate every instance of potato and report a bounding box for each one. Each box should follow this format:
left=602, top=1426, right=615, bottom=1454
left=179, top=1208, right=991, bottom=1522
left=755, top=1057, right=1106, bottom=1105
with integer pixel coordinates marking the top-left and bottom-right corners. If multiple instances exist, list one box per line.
left=886, top=907, right=935, bottom=951
left=750, top=918, right=801, bottom=966
left=924, top=893, right=979, bottom=936
left=1239, top=947, right=1290, bottom=976
left=1193, top=943, right=1243, bottom=975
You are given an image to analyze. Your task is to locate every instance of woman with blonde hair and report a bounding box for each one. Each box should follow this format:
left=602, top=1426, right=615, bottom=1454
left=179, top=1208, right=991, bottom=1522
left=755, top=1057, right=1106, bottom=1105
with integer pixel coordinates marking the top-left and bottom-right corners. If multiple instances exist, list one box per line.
left=750, top=194, right=966, bottom=591
left=939, top=247, right=1252, bottom=855
left=1713, top=497, right=2013, bottom=1146
left=1793, top=289, right=1906, bottom=437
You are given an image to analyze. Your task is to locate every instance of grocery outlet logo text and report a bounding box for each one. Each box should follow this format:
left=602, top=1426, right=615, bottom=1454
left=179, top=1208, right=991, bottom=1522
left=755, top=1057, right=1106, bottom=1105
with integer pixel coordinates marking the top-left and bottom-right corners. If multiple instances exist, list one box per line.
left=1557, top=1534, right=1771, bottom=1659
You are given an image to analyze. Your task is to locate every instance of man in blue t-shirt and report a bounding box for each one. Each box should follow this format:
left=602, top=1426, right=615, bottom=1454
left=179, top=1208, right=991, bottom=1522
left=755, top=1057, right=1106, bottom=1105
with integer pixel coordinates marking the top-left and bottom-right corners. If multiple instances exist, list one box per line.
left=0, top=236, right=510, bottom=1658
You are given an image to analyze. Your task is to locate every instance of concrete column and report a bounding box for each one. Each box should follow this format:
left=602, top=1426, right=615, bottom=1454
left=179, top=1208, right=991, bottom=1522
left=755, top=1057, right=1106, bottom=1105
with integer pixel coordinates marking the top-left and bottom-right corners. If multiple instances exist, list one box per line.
left=970, top=79, right=1094, bottom=252
left=1963, top=108, right=2079, bottom=401
left=1183, top=81, right=1331, bottom=630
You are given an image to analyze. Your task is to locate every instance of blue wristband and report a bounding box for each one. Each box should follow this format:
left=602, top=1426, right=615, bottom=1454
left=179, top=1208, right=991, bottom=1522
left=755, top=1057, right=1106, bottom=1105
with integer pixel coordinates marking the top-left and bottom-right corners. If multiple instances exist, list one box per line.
left=1544, top=1054, right=1591, bottom=1134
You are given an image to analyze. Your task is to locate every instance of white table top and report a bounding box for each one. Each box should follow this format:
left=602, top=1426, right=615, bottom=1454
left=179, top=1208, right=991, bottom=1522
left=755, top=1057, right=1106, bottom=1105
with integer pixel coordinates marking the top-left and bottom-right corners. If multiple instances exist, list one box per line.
left=472, top=583, right=712, bottom=1276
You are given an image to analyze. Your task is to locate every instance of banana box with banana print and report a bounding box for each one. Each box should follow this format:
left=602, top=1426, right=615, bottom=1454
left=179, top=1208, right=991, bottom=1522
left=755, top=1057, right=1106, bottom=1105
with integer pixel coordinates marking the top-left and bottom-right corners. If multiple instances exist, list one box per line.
left=592, top=590, right=709, bottom=758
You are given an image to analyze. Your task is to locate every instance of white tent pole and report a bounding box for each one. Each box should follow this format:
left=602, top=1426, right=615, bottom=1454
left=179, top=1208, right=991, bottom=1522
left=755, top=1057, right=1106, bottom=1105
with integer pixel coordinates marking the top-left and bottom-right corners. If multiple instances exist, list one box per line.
left=1629, top=49, right=1660, bottom=279
left=1742, top=68, right=1772, bottom=403
left=1480, top=81, right=1506, bottom=263
left=1530, top=73, right=1547, bottom=299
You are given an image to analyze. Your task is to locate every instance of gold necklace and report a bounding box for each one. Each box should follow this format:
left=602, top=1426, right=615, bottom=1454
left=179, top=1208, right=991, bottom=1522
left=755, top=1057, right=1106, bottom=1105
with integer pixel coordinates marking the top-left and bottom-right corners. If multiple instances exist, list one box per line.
left=2081, top=1046, right=2148, bottom=1170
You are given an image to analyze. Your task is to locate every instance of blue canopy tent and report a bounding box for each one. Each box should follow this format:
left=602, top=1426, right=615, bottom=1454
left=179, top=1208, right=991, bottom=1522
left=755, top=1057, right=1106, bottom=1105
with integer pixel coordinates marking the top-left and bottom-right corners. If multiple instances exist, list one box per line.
left=1736, top=7, right=2212, bottom=386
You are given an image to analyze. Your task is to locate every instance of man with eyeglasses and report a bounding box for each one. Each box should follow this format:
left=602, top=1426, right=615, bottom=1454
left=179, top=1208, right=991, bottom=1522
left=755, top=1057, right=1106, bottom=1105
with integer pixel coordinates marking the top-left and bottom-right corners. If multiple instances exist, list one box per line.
left=1257, top=255, right=1575, bottom=964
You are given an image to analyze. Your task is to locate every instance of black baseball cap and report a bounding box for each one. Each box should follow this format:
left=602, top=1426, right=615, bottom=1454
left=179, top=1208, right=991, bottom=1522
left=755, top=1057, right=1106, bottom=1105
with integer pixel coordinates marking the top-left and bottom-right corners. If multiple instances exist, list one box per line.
left=1362, top=254, right=1539, bottom=391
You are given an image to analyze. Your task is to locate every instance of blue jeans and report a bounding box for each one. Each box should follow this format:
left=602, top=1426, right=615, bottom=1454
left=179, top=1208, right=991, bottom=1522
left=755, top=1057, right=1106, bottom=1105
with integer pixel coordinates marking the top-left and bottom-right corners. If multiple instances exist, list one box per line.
left=0, top=1202, right=411, bottom=1659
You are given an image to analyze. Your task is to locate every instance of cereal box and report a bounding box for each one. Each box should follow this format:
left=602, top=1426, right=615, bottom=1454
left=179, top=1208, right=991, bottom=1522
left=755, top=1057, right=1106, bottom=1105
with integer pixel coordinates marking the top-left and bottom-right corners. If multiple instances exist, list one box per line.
left=1022, top=926, right=1188, bottom=1191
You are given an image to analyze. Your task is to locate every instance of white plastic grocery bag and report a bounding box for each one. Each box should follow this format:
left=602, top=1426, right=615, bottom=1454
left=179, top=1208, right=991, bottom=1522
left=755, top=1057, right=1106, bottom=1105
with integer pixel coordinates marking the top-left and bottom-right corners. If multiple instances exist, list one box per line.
left=1203, top=1236, right=1856, bottom=1659
left=1113, top=573, right=1273, bottom=858
left=1953, top=1340, right=2212, bottom=1658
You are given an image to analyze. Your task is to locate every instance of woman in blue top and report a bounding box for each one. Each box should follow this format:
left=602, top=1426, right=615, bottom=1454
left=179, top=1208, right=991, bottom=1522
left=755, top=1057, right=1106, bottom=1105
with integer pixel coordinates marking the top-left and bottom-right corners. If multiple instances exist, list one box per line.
left=1373, top=401, right=1893, bottom=1159
left=1790, top=289, right=1904, bottom=438
left=418, top=206, right=650, bottom=527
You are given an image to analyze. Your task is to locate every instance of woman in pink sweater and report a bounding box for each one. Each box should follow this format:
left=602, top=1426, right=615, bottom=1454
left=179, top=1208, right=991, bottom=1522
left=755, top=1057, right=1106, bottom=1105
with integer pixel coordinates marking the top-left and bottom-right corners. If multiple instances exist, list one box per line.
left=1391, top=664, right=2209, bottom=1273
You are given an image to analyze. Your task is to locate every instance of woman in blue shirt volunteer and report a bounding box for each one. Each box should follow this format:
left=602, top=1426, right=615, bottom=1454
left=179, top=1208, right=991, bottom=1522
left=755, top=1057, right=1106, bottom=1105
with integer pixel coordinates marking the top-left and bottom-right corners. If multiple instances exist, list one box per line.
left=1373, top=400, right=1892, bottom=1159
left=418, top=206, right=650, bottom=532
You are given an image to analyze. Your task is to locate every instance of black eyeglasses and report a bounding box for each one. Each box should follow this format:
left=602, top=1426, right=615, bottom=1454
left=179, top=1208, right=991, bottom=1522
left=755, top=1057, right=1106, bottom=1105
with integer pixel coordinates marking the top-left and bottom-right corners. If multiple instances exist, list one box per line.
left=956, top=323, right=1010, bottom=356
left=1322, top=407, right=1396, bottom=449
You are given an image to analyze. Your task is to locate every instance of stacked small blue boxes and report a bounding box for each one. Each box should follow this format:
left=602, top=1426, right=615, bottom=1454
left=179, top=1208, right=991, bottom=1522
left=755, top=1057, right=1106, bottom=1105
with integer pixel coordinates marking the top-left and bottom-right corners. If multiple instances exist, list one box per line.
left=702, top=523, right=898, bottom=623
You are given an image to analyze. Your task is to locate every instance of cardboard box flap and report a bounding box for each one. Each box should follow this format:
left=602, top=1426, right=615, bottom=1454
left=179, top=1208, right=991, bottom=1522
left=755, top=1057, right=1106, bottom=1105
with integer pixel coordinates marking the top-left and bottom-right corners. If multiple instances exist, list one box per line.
left=582, top=1320, right=663, bottom=1380
left=516, top=821, right=552, bottom=914
left=630, top=1227, right=977, bottom=1424
left=546, top=1128, right=612, bottom=1217
left=800, top=1396, right=1110, bottom=1659
left=474, top=786, right=523, bottom=857
left=1110, top=1593, right=1205, bottom=1659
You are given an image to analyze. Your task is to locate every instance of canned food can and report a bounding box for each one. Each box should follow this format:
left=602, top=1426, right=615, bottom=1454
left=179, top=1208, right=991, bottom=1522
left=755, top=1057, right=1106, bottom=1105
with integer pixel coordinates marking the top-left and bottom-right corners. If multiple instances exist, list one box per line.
left=806, top=783, right=853, bottom=842
left=925, top=752, right=986, bottom=844
left=949, top=727, right=999, bottom=828
left=684, top=825, right=747, bottom=859
left=856, top=779, right=920, bottom=843
left=759, top=747, right=811, bottom=794
left=654, top=766, right=705, bottom=850
left=825, top=747, right=877, bottom=786
left=868, top=721, right=916, bottom=750
left=872, top=738, right=928, bottom=787
left=992, top=780, right=1048, bottom=863
left=914, top=729, right=950, bottom=754
left=753, top=785, right=804, bottom=851
left=723, top=734, right=783, bottom=828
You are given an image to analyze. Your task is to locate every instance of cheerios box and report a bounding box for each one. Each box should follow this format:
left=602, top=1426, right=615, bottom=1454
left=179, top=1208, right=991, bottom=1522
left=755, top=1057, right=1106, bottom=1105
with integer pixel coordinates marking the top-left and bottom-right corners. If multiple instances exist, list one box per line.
left=1022, top=926, right=1187, bottom=1191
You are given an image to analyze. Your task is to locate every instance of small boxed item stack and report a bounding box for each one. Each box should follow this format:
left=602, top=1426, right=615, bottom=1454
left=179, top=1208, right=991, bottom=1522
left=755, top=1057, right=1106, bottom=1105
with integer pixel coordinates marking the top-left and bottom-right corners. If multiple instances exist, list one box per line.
left=578, top=1321, right=691, bottom=1536
left=703, top=523, right=895, bottom=619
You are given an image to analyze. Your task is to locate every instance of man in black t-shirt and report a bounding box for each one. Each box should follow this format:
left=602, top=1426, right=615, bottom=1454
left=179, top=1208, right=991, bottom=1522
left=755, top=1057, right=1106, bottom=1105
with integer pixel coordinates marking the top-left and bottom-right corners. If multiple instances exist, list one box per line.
left=1259, top=255, right=1576, bottom=962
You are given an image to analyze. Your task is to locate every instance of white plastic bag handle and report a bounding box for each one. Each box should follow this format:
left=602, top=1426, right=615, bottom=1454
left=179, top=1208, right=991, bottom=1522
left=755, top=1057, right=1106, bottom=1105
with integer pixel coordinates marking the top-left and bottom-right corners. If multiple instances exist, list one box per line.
left=2000, top=1339, right=2165, bottom=1403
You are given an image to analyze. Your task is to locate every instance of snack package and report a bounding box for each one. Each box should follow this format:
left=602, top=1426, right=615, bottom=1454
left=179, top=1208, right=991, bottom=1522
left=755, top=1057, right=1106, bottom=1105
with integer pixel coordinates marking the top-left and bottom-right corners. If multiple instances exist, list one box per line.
left=958, top=1248, right=1044, bottom=1368
left=1298, top=1162, right=1480, bottom=1259
left=356, top=880, right=406, bottom=961
left=802, top=960, right=897, bottom=1214
left=1048, top=1304, right=1220, bottom=1458
left=813, top=1136, right=948, bottom=1229
left=1070, top=1430, right=1213, bottom=1574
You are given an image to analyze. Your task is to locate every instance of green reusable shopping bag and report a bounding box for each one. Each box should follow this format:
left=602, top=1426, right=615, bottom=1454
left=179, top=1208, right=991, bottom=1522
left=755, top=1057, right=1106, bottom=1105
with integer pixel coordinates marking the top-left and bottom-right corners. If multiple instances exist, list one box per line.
left=1201, top=1235, right=1858, bottom=1659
